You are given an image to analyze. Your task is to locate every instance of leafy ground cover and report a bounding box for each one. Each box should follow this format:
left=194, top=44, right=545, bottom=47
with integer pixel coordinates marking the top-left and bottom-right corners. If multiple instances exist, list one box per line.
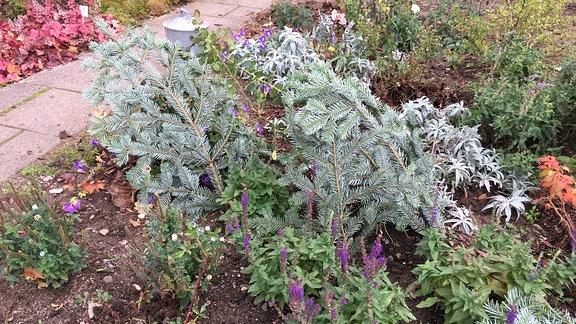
left=1, top=0, right=576, bottom=323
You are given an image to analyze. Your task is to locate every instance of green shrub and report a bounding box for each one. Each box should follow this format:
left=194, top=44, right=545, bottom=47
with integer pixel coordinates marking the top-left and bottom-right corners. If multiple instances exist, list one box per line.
left=237, top=228, right=415, bottom=323
left=0, top=183, right=87, bottom=288
left=413, top=225, right=576, bottom=323
left=126, top=204, right=225, bottom=309
left=271, top=1, right=314, bottom=30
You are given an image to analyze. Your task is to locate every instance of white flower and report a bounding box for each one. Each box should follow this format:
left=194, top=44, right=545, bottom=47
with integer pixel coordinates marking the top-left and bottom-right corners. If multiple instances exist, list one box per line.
left=411, top=3, right=420, bottom=14
left=219, top=237, right=225, bottom=242
left=34, top=215, right=42, bottom=221
left=204, top=225, right=211, bottom=232
left=206, top=274, right=212, bottom=281
left=171, top=233, right=178, bottom=242
left=210, top=237, right=216, bottom=242
left=31, top=204, right=38, bottom=210
left=39, top=251, right=45, bottom=257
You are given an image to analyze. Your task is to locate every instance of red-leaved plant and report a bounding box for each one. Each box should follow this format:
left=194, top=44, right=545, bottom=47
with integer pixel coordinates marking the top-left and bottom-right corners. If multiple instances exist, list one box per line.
left=0, top=0, right=122, bottom=84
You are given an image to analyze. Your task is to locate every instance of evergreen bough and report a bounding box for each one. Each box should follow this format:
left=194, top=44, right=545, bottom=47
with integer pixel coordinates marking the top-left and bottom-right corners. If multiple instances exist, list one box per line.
left=83, top=23, right=255, bottom=220
left=280, top=62, right=437, bottom=237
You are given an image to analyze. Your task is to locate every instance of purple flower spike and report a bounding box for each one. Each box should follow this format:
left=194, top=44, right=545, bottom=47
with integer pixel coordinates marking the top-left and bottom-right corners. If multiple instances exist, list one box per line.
left=147, top=195, right=155, bottom=204
left=91, top=138, right=99, bottom=147
left=331, top=33, right=336, bottom=43
left=243, top=232, right=251, bottom=248
left=280, top=246, right=288, bottom=273
left=241, top=188, right=249, bottom=209
left=226, top=215, right=240, bottom=233
left=256, top=123, right=263, bottom=135
left=363, top=235, right=387, bottom=282
left=336, top=241, right=349, bottom=272
left=63, top=199, right=81, bottom=214
left=331, top=219, right=339, bottom=240
left=506, top=304, right=517, bottom=324
left=289, top=279, right=305, bottom=311
left=74, top=161, right=87, bottom=171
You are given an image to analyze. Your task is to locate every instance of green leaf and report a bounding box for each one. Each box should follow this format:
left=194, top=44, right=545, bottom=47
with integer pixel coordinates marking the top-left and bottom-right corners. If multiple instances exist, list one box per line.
left=417, top=297, right=439, bottom=308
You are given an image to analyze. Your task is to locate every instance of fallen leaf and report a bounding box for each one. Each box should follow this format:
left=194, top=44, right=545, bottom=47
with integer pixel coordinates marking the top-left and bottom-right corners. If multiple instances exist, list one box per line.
left=129, top=219, right=141, bottom=227
left=107, top=178, right=135, bottom=209
left=59, top=173, right=76, bottom=184
left=91, top=107, right=111, bottom=119
left=81, top=180, right=106, bottom=195
left=59, top=130, right=72, bottom=139
left=475, top=193, right=487, bottom=200
left=21, top=267, right=45, bottom=281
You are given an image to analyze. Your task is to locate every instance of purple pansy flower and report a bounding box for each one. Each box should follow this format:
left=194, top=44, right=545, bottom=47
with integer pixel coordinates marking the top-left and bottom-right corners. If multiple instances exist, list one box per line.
left=63, top=199, right=81, bottom=214
left=256, top=123, right=263, bottom=135
left=91, top=138, right=99, bottom=147
left=74, top=161, right=87, bottom=171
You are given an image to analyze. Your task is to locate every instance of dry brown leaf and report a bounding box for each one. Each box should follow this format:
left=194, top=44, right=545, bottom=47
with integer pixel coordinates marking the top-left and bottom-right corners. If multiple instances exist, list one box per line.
left=129, top=219, right=141, bottom=227
left=91, top=107, right=111, bottom=119
left=21, top=267, right=45, bottom=281
left=107, top=179, right=135, bottom=209
left=475, top=193, right=487, bottom=200
left=59, top=173, right=76, bottom=184
left=81, top=180, right=106, bottom=195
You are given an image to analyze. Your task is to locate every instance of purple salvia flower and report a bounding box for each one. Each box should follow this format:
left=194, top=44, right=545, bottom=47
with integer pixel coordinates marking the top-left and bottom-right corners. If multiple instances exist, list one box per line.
left=311, top=160, right=317, bottom=179
left=230, top=107, right=238, bottom=117
left=220, top=50, right=228, bottom=63
left=306, top=190, right=313, bottom=229
left=256, top=123, right=263, bottom=135
left=243, top=104, right=250, bottom=115
left=304, top=298, right=321, bottom=321
left=147, top=195, right=155, bottom=204
left=241, top=188, right=249, bottom=210
left=330, top=33, right=336, bottom=44
left=339, top=297, right=347, bottom=306
left=506, top=304, right=518, bottom=324
left=280, top=246, right=288, bottom=273
left=263, top=84, right=271, bottom=94
left=336, top=241, right=349, bottom=277
left=279, top=228, right=285, bottom=236
left=243, top=232, right=252, bottom=258
left=91, top=138, right=99, bottom=147
left=363, top=235, right=387, bottom=282
left=74, top=160, right=87, bottom=171
left=331, top=219, right=339, bottom=240
left=226, top=215, right=241, bottom=233
left=289, top=278, right=305, bottom=312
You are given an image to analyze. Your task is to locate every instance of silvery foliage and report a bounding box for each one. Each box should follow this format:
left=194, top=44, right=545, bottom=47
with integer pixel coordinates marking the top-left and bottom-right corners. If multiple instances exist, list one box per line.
left=444, top=206, right=478, bottom=234
left=230, top=27, right=319, bottom=85
left=400, top=97, right=533, bottom=229
left=480, top=288, right=575, bottom=324
left=310, top=13, right=375, bottom=84
left=482, top=181, right=533, bottom=223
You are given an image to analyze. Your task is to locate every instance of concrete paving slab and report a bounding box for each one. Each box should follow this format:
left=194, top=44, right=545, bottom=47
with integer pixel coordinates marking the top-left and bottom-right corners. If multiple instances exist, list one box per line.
left=196, top=0, right=272, bottom=10
left=0, top=89, right=92, bottom=135
left=180, top=2, right=238, bottom=18
left=0, top=125, right=21, bottom=144
left=225, top=6, right=265, bottom=22
left=0, top=131, right=62, bottom=183
left=22, top=56, right=97, bottom=92
left=0, top=83, right=48, bottom=112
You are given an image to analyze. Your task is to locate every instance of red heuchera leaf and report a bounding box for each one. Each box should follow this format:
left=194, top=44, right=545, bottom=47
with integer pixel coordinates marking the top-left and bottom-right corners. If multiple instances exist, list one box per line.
left=0, top=0, right=123, bottom=85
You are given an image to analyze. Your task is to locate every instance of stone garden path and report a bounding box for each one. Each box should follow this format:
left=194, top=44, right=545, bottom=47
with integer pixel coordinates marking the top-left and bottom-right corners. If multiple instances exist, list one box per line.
left=0, top=0, right=272, bottom=183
